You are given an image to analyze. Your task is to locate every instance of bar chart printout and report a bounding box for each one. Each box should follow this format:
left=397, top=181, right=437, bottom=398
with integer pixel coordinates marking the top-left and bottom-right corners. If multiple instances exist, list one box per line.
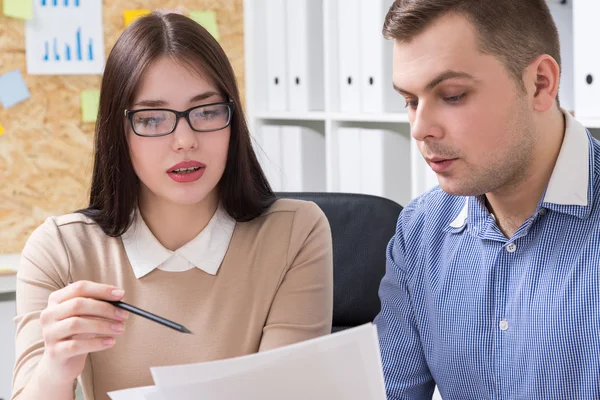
left=26, top=0, right=104, bottom=75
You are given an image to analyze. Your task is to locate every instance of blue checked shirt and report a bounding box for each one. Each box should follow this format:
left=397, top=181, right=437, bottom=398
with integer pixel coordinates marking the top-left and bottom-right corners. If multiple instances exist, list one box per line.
left=374, top=111, right=600, bottom=400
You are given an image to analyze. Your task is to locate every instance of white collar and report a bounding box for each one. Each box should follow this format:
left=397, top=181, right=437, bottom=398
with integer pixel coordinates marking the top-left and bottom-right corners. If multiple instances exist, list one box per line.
left=449, top=109, right=590, bottom=228
left=543, top=110, right=589, bottom=206
left=121, top=206, right=236, bottom=279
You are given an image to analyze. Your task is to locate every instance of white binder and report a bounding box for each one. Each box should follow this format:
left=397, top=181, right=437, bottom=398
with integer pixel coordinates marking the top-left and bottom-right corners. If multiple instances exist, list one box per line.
left=258, top=125, right=283, bottom=191
left=359, top=128, right=411, bottom=206
left=573, top=0, right=600, bottom=119
left=548, top=0, right=574, bottom=113
left=359, top=0, right=400, bottom=113
left=337, top=127, right=362, bottom=193
left=281, top=126, right=326, bottom=191
left=337, top=0, right=361, bottom=113
left=285, top=0, right=324, bottom=111
left=265, top=0, right=288, bottom=111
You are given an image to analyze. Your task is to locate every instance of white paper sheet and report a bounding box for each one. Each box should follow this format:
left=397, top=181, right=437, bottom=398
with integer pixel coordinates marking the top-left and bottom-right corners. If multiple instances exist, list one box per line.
left=108, top=324, right=386, bottom=400
left=25, top=0, right=105, bottom=75
left=150, top=324, right=386, bottom=399
left=107, top=385, right=157, bottom=400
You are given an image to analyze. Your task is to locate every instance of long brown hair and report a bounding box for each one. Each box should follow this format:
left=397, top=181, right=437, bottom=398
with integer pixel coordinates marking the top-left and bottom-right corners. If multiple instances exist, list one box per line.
left=79, top=12, right=275, bottom=236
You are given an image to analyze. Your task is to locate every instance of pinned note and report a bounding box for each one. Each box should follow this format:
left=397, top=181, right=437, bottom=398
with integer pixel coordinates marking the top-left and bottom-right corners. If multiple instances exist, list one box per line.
left=0, top=69, right=31, bottom=109
left=80, top=90, right=100, bottom=123
left=124, top=9, right=151, bottom=27
left=3, top=0, right=33, bottom=20
left=0, top=123, right=4, bottom=136
left=189, top=10, right=220, bottom=40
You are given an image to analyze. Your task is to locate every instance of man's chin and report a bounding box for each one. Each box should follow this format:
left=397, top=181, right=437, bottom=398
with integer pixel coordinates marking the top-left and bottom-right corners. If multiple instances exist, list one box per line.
left=438, top=179, right=487, bottom=197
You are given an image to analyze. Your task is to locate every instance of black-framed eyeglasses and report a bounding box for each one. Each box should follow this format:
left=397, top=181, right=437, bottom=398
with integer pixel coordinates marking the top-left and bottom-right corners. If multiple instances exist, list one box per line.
left=124, top=101, right=236, bottom=137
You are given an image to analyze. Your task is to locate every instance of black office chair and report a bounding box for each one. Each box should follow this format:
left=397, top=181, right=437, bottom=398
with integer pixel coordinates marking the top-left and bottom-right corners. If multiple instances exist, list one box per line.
left=277, top=192, right=403, bottom=332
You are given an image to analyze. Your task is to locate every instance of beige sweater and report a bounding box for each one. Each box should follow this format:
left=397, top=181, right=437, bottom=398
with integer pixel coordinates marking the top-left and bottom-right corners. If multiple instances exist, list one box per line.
left=12, top=199, right=333, bottom=400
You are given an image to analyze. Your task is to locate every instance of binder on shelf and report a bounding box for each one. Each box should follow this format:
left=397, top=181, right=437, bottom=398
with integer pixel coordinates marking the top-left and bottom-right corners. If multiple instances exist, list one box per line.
left=549, top=0, right=574, bottom=113
left=337, top=127, right=362, bottom=193
left=359, top=0, right=401, bottom=113
left=359, top=128, right=411, bottom=206
left=281, top=126, right=327, bottom=192
left=285, top=0, right=324, bottom=112
left=258, top=125, right=283, bottom=191
left=265, top=0, right=288, bottom=112
left=573, top=0, right=600, bottom=119
left=337, top=0, right=361, bottom=113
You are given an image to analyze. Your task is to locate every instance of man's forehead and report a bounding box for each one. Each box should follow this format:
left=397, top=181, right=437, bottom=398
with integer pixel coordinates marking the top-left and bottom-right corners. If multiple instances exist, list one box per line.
left=391, top=13, right=480, bottom=65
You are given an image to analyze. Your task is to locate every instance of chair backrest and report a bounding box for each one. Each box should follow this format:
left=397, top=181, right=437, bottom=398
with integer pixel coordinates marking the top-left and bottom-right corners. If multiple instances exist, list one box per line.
left=277, top=192, right=403, bottom=332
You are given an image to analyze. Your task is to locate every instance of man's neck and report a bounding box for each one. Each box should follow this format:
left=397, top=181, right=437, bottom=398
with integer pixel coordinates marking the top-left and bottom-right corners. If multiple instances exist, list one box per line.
left=137, top=188, right=220, bottom=251
left=485, top=111, right=565, bottom=238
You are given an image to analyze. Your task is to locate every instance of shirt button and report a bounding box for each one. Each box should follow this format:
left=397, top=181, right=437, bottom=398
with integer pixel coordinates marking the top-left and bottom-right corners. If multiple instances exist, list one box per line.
left=539, top=208, right=547, bottom=216
left=499, top=319, right=509, bottom=331
left=506, top=243, right=517, bottom=253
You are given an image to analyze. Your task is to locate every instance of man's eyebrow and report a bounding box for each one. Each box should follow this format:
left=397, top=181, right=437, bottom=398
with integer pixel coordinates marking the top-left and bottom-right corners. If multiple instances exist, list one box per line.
left=393, top=70, right=478, bottom=96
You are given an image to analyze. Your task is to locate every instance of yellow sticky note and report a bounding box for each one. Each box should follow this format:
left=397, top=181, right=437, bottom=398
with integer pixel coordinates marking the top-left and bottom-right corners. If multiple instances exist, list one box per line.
left=124, top=9, right=151, bottom=27
left=189, top=10, right=220, bottom=41
left=81, top=90, right=100, bottom=123
left=0, top=123, right=4, bottom=136
left=3, top=0, right=33, bottom=20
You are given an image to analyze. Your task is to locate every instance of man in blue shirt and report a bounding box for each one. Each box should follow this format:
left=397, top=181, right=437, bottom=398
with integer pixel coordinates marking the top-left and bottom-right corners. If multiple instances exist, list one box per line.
left=374, top=1, right=600, bottom=399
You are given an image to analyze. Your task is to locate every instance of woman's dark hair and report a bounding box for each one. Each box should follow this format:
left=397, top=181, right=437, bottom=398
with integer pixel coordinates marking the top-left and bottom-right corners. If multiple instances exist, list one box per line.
left=79, top=12, right=275, bottom=236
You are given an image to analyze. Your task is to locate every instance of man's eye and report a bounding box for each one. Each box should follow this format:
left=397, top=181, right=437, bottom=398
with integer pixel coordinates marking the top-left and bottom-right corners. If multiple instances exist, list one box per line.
left=444, top=93, right=466, bottom=103
left=404, top=100, right=418, bottom=110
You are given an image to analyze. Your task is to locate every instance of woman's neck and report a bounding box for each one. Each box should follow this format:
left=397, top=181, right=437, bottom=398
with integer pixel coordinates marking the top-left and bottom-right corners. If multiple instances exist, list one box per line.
left=137, top=189, right=220, bottom=251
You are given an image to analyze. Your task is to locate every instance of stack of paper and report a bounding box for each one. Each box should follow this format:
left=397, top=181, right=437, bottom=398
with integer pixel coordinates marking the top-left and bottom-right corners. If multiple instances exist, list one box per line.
left=107, top=324, right=386, bottom=400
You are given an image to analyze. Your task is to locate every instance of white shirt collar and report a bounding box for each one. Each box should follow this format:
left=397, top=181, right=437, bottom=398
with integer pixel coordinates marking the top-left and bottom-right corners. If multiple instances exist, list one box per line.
left=449, top=109, right=590, bottom=228
left=543, top=110, right=589, bottom=206
left=121, top=206, right=236, bottom=279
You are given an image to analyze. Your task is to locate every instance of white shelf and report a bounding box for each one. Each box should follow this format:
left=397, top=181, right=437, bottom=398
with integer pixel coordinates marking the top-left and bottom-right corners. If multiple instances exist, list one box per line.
left=0, top=274, right=16, bottom=295
left=330, top=112, right=409, bottom=123
left=245, top=0, right=417, bottom=205
left=0, top=254, right=19, bottom=295
left=253, top=111, right=327, bottom=121
left=579, top=118, right=600, bottom=129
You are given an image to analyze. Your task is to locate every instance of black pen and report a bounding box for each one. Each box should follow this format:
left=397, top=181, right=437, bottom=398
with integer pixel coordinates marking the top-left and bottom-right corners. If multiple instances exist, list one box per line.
left=106, top=300, right=193, bottom=334
left=68, top=282, right=192, bottom=334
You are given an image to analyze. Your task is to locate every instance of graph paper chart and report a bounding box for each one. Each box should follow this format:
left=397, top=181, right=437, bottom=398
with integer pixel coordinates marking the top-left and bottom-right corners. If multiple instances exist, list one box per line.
left=25, top=0, right=105, bottom=75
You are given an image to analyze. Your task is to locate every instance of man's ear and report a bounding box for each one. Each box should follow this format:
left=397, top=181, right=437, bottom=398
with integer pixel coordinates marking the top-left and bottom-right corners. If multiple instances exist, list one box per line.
left=526, top=54, right=560, bottom=112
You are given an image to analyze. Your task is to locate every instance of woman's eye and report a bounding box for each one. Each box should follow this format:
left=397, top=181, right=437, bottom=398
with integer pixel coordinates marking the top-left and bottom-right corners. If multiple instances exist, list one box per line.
left=139, top=118, right=161, bottom=126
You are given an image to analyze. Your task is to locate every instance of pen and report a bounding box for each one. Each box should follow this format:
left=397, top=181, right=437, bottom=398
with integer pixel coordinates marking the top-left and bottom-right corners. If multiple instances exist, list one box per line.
left=106, top=300, right=193, bottom=334
left=68, top=282, right=193, bottom=334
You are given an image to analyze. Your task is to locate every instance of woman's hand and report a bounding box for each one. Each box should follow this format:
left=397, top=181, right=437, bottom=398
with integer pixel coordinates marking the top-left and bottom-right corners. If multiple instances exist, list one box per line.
left=37, top=280, right=128, bottom=385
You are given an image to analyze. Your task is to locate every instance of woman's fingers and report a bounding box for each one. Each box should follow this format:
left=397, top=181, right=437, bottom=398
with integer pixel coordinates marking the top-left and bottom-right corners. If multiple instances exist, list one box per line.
left=51, top=336, right=116, bottom=359
left=44, top=316, right=125, bottom=344
left=48, top=280, right=124, bottom=306
left=44, top=297, right=128, bottom=324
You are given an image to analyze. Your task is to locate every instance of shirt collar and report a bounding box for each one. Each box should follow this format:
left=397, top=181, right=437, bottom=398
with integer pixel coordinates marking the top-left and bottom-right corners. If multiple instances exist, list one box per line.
left=448, top=109, right=593, bottom=231
left=121, top=206, right=236, bottom=279
left=541, top=110, right=591, bottom=211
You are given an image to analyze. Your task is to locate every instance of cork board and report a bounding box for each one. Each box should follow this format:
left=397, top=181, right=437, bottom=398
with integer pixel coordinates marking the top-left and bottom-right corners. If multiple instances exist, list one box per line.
left=0, top=0, right=245, bottom=253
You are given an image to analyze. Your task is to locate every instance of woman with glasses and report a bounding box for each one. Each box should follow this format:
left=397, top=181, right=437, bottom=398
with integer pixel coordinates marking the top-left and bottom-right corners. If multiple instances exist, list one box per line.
left=12, top=12, right=333, bottom=400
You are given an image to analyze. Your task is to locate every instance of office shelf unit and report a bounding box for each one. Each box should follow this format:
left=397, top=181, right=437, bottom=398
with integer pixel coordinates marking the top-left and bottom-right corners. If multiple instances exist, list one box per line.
left=244, top=0, right=600, bottom=207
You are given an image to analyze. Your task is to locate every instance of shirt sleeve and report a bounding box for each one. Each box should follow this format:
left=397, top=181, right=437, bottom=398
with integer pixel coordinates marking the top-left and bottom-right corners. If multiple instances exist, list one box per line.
left=11, top=217, right=74, bottom=400
left=258, top=201, right=333, bottom=351
left=373, top=209, right=435, bottom=400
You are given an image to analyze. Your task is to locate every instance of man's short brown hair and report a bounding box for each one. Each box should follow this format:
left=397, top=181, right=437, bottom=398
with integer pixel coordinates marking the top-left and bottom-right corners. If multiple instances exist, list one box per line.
left=383, top=0, right=562, bottom=96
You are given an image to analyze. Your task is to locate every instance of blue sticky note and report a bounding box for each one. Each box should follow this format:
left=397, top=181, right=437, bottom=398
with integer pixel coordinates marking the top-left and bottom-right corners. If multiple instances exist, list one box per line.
left=0, top=69, right=31, bottom=109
